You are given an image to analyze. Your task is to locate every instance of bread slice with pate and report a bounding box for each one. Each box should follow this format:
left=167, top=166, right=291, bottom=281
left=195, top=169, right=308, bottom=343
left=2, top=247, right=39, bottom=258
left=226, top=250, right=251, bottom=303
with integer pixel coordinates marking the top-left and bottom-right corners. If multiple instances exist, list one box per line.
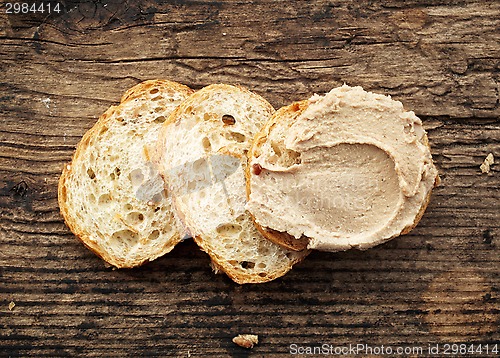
left=246, top=85, right=439, bottom=252
left=58, top=80, right=194, bottom=268
left=155, top=84, right=309, bottom=284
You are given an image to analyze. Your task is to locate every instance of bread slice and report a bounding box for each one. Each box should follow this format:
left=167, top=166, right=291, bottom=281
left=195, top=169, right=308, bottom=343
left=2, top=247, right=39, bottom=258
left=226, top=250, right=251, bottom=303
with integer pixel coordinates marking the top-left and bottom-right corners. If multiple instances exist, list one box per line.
left=155, top=84, right=309, bottom=284
left=246, top=85, right=440, bottom=252
left=58, top=80, right=194, bottom=268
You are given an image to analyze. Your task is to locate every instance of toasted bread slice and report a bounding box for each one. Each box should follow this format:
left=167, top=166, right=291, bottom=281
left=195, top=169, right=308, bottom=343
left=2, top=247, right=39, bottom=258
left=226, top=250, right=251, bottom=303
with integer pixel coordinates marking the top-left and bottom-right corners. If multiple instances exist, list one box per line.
left=58, top=80, right=194, bottom=268
left=155, top=84, right=309, bottom=284
left=246, top=85, right=439, bottom=252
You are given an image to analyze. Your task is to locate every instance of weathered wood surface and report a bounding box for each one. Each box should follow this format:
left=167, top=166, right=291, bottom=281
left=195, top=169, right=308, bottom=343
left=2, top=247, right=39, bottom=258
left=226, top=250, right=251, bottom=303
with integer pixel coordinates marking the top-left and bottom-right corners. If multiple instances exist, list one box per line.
left=0, top=0, right=499, bottom=356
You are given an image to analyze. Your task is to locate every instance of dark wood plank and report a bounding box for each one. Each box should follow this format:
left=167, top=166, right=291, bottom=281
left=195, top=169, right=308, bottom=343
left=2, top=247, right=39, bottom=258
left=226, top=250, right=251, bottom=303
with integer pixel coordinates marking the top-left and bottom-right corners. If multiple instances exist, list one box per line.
left=1, top=0, right=499, bottom=356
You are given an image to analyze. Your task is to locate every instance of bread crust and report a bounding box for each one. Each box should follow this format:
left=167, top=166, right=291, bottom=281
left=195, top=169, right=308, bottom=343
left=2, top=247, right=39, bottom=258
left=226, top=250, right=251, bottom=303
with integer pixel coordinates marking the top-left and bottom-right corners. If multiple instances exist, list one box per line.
left=246, top=98, right=440, bottom=252
left=58, top=80, right=194, bottom=268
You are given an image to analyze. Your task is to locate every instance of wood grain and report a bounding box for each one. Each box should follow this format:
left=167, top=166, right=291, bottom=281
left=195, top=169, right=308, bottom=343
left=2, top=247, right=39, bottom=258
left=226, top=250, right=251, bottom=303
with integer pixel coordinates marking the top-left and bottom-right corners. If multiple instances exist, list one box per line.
left=1, top=0, right=499, bottom=356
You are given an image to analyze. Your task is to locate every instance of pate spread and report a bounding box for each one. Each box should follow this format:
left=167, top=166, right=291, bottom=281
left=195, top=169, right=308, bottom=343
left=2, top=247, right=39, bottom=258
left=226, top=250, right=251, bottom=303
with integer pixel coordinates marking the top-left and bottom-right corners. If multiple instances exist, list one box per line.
left=246, top=85, right=439, bottom=251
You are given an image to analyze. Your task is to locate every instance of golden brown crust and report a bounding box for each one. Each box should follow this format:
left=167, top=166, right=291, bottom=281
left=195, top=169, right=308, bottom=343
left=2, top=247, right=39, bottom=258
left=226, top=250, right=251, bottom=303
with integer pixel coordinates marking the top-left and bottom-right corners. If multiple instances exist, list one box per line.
left=246, top=100, right=312, bottom=252
left=253, top=222, right=310, bottom=252
left=193, top=236, right=308, bottom=284
left=58, top=80, right=193, bottom=268
left=120, top=79, right=193, bottom=104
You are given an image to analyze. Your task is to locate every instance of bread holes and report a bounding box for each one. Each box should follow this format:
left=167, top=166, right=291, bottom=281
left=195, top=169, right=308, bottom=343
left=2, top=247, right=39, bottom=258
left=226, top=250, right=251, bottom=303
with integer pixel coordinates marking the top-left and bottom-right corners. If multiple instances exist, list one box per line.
left=154, top=107, right=163, bottom=113
left=110, top=229, right=139, bottom=251
left=151, top=96, right=162, bottom=101
left=240, top=261, right=255, bottom=269
left=163, top=220, right=172, bottom=232
left=222, top=114, right=236, bottom=125
left=270, top=141, right=282, bottom=157
left=124, top=203, right=133, bottom=211
left=202, top=137, right=212, bottom=152
left=149, top=88, right=159, bottom=95
left=87, top=168, right=96, bottom=180
left=228, top=260, right=239, bottom=268
left=98, top=193, right=112, bottom=205
left=216, top=223, right=243, bottom=236
left=225, top=131, right=246, bottom=143
left=258, top=246, right=270, bottom=256
left=279, top=149, right=302, bottom=167
left=127, top=211, right=145, bottom=225
left=257, top=262, right=267, bottom=269
left=148, top=230, right=160, bottom=241
left=154, top=116, right=166, bottom=124
left=110, top=167, right=120, bottom=181
left=99, top=126, right=108, bottom=136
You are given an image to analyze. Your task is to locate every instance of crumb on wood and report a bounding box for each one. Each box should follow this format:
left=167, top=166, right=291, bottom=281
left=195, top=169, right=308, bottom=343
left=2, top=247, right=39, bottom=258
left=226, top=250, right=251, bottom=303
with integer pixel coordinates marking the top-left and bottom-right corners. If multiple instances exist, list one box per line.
left=210, top=261, right=222, bottom=275
left=8, top=301, right=15, bottom=311
left=233, top=334, right=258, bottom=349
left=483, top=229, right=493, bottom=245
left=480, top=153, right=494, bottom=174
left=41, top=97, right=51, bottom=109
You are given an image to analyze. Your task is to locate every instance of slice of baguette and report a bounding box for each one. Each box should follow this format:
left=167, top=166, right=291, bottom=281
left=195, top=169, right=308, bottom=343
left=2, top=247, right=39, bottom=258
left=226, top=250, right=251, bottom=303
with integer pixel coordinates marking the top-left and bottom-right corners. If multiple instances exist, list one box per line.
left=246, top=85, right=440, bottom=252
left=58, top=80, right=194, bottom=268
left=155, top=84, right=309, bottom=284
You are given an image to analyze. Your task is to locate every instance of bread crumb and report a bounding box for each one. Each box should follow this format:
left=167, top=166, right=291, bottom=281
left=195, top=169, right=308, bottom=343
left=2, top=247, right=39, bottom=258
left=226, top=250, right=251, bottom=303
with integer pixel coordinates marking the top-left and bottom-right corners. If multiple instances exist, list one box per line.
left=480, top=153, right=494, bottom=174
left=233, top=334, right=258, bottom=349
left=41, top=97, right=51, bottom=109
left=8, top=301, right=15, bottom=311
left=210, top=261, right=222, bottom=275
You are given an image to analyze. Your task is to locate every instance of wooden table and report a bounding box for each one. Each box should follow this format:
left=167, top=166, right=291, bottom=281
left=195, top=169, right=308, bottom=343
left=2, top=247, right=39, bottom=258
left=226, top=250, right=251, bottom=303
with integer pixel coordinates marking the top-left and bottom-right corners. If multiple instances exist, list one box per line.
left=1, top=1, right=499, bottom=356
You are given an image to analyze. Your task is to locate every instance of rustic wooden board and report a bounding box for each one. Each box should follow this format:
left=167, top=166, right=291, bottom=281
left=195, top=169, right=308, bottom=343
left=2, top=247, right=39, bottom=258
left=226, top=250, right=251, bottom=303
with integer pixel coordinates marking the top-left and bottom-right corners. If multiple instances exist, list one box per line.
left=1, top=0, right=499, bottom=356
